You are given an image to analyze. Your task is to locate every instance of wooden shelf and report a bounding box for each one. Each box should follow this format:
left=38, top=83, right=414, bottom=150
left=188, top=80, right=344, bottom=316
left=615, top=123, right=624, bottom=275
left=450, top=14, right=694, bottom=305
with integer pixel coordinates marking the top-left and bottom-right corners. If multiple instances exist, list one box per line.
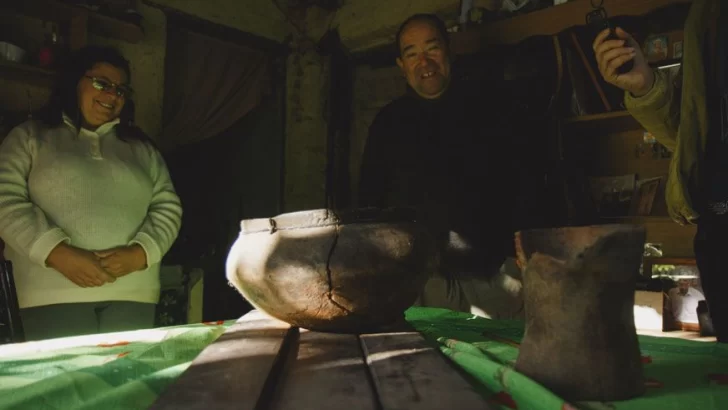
left=561, top=110, right=642, bottom=134
left=643, top=256, right=696, bottom=265
left=564, top=111, right=631, bottom=123
left=598, top=216, right=696, bottom=256
left=0, top=0, right=143, bottom=44
left=451, top=0, right=692, bottom=53
left=600, top=216, right=672, bottom=223
left=0, top=60, right=56, bottom=88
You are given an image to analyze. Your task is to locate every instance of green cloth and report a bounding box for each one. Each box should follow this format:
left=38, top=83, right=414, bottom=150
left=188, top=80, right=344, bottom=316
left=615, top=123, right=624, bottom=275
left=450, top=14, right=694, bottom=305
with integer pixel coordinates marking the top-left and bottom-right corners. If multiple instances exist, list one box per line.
left=0, top=320, right=232, bottom=410
left=406, top=307, right=728, bottom=410
left=1, top=308, right=727, bottom=409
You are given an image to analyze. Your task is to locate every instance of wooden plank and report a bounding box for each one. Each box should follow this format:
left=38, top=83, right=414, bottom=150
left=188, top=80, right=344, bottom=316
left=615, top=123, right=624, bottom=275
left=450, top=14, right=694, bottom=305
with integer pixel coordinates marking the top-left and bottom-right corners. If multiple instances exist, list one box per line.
left=450, top=0, right=692, bottom=52
left=68, top=12, right=89, bottom=50
left=268, top=330, right=378, bottom=410
left=562, top=112, right=642, bottom=135
left=601, top=217, right=696, bottom=257
left=644, top=256, right=696, bottom=266
left=360, top=332, right=494, bottom=410
left=563, top=110, right=632, bottom=124
left=149, top=310, right=294, bottom=410
left=0, top=61, right=56, bottom=88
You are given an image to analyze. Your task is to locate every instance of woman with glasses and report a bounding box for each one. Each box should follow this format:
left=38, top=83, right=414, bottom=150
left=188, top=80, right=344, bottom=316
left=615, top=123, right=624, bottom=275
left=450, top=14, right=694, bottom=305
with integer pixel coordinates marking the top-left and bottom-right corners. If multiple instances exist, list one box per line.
left=0, top=45, right=182, bottom=341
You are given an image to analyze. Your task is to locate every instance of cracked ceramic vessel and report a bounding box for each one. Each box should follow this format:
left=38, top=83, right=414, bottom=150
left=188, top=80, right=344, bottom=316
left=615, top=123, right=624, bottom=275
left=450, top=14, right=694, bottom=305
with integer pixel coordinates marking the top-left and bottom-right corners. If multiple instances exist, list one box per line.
left=226, top=208, right=438, bottom=333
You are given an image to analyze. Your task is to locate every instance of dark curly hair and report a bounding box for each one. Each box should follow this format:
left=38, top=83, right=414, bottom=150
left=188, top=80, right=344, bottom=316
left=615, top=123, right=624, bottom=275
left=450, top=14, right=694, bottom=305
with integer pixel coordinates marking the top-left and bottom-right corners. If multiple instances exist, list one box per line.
left=394, top=14, right=451, bottom=57
left=40, top=45, right=155, bottom=147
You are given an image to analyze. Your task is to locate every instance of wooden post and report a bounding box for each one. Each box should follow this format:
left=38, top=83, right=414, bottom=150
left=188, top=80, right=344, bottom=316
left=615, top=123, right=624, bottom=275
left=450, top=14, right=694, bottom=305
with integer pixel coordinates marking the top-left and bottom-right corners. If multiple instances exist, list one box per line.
left=514, top=224, right=646, bottom=402
left=67, top=11, right=88, bottom=51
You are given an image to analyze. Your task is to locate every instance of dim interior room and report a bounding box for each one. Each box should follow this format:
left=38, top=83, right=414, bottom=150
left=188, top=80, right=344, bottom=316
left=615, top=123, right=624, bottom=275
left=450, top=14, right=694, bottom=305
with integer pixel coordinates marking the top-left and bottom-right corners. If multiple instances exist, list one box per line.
left=1, top=0, right=726, bottom=409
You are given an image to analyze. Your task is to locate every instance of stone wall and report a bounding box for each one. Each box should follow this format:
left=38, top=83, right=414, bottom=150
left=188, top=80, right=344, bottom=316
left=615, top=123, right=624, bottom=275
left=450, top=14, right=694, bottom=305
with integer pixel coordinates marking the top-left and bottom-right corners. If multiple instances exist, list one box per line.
left=349, top=63, right=404, bottom=206
left=283, top=45, right=331, bottom=212
left=335, top=0, right=461, bottom=52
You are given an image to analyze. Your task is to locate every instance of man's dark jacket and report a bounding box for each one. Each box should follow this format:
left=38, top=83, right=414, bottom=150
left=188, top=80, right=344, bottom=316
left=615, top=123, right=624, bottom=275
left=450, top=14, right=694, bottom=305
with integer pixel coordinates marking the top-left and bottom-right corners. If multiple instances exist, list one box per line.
left=358, top=73, right=524, bottom=278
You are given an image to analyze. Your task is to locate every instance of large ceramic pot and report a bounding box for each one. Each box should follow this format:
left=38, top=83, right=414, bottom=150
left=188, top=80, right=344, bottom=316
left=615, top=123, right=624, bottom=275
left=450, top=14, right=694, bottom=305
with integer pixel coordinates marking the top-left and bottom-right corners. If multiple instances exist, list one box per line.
left=514, top=224, right=646, bottom=402
left=226, top=207, right=438, bottom=333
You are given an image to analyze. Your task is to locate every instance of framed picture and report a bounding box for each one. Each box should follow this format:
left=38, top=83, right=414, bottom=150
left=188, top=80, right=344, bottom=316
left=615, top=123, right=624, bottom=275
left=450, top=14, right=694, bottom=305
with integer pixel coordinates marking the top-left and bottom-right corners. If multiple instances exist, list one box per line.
left=646, top=35, right=669, bottom=61
left=630, top=176, right=662, bottom=216
left=589, top=174, right=636, bottom=217
left=673, top=41, right=683, bottom=59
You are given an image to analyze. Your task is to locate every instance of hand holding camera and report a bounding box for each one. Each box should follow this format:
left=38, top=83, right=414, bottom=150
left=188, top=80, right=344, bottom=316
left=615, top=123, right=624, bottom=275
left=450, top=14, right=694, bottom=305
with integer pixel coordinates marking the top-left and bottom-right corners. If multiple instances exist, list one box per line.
left=593, top=27, right=655, bottom=97
left=588, top=1, right=655, bottom=97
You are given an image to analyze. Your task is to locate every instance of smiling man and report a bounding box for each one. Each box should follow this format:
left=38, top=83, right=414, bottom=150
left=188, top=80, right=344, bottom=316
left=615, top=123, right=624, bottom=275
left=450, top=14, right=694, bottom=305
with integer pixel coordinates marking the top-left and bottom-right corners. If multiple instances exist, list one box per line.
left=396, top=17, right=451, bottom=99
left=358, top=14, right=524, bottom=319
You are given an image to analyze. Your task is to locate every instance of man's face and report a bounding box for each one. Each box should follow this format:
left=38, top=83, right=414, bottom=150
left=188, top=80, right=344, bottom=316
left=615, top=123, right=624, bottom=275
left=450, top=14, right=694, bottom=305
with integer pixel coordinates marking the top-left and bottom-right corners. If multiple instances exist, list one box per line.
left=678, top=279, right=690, bottom=295
left=396, top=20, right=451, bottom=100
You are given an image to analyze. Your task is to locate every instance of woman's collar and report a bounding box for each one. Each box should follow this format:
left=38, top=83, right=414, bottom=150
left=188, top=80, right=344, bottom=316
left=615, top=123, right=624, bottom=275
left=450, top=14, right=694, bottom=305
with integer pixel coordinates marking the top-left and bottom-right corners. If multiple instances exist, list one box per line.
left=62, top=113, right=121, bottom=135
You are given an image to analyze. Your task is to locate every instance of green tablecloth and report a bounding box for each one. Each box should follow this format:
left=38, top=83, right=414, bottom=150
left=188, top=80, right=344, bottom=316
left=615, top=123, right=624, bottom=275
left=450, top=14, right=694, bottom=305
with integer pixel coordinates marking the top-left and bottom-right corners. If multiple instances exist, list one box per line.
left=0, top=320, right=232, bottom=410
left=407, top=308, right=728, bottom=410
left=0, top=307, right=726, bottom=410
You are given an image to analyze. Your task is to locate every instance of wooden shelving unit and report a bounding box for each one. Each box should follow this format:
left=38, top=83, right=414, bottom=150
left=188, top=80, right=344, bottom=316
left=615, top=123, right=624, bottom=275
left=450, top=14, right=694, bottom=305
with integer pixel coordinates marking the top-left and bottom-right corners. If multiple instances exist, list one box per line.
left=601, top=216, right=672, bottom=223
left=564, top=111, right=631, bottom=123
left=561, top=111, right=643, bottom=135
left=0, top=0, right=144, bottom=45
left=598, top=217, right=696, bottom=257
left=643, top=256, right=696, bottom=266
left=0, top=60, right=56, bottom=88
left=0, top=0, right=144, bottom=112
left=451, top=0, right=692, bottom=53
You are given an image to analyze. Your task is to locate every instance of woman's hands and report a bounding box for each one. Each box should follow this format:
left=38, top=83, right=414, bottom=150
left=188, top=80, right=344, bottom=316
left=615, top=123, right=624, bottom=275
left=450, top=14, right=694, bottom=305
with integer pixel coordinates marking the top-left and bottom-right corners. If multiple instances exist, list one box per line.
left=46, top=243, right=116, bottom=287
left=46, top=243, right=148, bottom=287
left=94, top=245, right=147, bottom=278
left=593, top=27, right=655, bottom=97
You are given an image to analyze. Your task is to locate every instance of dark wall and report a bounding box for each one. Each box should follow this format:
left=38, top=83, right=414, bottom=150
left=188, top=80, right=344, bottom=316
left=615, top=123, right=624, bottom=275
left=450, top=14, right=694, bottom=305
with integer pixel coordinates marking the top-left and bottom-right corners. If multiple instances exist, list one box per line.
left=163, top=86, right=285, bottom=321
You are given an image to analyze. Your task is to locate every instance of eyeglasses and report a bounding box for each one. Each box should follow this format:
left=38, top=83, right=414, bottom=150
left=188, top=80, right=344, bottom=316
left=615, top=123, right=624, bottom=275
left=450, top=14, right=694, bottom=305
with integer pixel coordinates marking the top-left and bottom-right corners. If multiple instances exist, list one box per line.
left=84, top=76, right=133, bottom=99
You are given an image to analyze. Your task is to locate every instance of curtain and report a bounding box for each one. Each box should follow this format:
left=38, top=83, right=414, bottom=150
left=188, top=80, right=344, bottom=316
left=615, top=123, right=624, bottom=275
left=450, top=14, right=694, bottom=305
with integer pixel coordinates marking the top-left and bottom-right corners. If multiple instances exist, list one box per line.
left=163, top=94, right=285, bottom=321
left=158, top=23, right=271, bottom=150
left=159, top=21, right=284, bottom=320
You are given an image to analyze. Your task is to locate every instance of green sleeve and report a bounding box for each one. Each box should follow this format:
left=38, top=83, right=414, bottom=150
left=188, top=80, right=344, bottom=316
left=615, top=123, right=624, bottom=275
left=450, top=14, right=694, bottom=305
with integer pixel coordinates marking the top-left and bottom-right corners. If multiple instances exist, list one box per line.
left=624, top=68, right=681, bottom=152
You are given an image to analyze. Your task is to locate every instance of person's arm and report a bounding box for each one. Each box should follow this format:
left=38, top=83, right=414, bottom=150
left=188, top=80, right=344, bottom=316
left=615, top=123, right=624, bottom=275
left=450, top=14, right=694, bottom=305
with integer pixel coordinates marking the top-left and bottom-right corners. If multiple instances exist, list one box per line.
left=128, top=146, right=183, bottom=267
left=625, top=67, right=681, bottom=152
left=0, top=123, right=70, bottom=265
left=593, top=27, right=681, bottom=150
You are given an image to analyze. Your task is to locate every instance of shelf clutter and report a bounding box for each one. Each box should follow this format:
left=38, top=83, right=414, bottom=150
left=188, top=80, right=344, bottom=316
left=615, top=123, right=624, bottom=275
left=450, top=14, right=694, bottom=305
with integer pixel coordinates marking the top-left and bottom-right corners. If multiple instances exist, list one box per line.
left=0, top=0, right=144, bottom=114
left=2, top=0, right=144, bottom=45
left=450, top=0, right=692, bottom=53
left=0, top=60, right=56, bottom=88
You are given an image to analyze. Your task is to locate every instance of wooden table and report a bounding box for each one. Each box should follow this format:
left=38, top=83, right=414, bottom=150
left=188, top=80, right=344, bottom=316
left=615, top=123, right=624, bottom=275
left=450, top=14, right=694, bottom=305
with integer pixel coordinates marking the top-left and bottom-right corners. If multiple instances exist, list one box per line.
left=149, top=310, right=494, bottom=410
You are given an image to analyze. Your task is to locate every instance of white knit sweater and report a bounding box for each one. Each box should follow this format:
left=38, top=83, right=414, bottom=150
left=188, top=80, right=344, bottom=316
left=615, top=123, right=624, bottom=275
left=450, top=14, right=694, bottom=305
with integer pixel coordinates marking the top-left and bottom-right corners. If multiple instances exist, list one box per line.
left=0, top=117, right=182, bottom=308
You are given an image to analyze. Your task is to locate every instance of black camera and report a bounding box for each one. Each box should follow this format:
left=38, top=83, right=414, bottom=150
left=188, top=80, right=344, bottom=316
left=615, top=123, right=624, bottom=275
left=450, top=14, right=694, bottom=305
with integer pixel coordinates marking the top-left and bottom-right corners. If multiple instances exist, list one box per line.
left=587, top=7, right=635, bottom=74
